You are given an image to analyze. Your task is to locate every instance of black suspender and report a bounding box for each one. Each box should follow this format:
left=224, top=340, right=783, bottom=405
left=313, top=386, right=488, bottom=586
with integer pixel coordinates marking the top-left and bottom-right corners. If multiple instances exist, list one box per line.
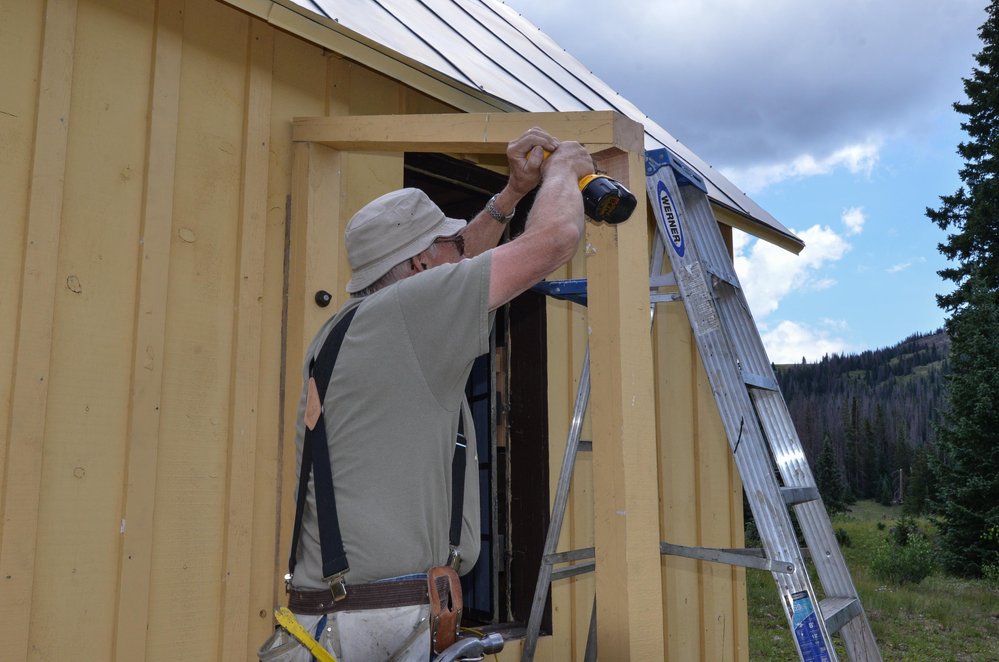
left=449, top=415, right=467, bottom=551
left=287, top=306, right=359, bottom=598
left=287, top=304, right=470, bottom=597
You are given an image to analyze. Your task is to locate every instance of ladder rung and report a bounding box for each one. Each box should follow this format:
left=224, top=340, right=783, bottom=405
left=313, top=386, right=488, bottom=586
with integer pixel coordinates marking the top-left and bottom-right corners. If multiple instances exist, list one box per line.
left=551, top=561, right=595, bottom=581
left=544, top=547, right=594, bottom=565
left=533, top=278, right=683, bottom=307
left=651, top=292, right=681, bottom=304
left=820, top=597, right=862, bottom=635
left=742, top=371, right=779, bottom=391
left=781, top=486, right=820, bottom=506
left=649, top=273, right=677, bottom=288
left=545, top=548, right=596, bottom=581
left=660, top=542, right=794, bottom=574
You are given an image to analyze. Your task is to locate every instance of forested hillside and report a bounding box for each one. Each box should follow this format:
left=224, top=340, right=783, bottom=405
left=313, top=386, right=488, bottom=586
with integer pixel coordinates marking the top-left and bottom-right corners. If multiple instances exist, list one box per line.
left=775, top=330, right=949, bottom=502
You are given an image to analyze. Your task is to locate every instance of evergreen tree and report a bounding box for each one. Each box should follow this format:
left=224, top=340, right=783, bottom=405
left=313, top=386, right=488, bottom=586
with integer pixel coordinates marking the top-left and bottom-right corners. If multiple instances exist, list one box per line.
left=815, top=434, right=847, bottom=514
left=926, top=1, right=999, bottom=577
left=905, top=447, right=930, bottom=516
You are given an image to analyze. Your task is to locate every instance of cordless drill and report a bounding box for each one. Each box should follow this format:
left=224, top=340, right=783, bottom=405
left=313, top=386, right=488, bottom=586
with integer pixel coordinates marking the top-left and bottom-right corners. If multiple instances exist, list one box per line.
left=538, top=149, right=637, bottom=224
left=577, top=173, right=637, bottom=224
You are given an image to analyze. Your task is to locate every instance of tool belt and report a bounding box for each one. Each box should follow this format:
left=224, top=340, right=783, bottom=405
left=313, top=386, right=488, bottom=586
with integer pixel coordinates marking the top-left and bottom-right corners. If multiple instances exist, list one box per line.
left=285, top=570, right=463, bottom=655
left=428, top=566, right=462, bottom=655
left=287, top=578, right=429, bottom=615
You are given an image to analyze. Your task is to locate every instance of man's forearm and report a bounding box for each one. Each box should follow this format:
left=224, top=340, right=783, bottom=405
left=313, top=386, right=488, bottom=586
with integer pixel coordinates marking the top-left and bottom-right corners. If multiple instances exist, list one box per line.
left=461, top=184, right=527, bottom=257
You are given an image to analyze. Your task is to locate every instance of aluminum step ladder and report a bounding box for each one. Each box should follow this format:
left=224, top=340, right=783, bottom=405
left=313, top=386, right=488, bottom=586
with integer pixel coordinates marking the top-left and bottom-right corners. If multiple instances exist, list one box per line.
left=520, top=149, right=881, bottom=661
left=644, top=147, right=880, bottom=661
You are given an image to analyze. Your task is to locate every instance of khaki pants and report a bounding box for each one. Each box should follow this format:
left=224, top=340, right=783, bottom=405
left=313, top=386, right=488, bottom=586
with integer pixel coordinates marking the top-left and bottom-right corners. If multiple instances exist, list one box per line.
left=258, top=604, right=431, bottom=662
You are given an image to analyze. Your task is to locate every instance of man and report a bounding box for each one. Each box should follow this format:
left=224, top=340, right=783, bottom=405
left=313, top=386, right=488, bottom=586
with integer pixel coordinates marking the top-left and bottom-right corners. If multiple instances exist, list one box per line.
left=261, top=128, right=594, bottom=661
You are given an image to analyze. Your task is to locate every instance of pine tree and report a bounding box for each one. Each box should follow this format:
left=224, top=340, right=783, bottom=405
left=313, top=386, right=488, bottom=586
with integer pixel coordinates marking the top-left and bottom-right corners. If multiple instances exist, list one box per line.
left=905, top=447, right=931, bottom=516
left=815, top=434, right=847, bottom=514
left=926, top=1, right=999, bottom=577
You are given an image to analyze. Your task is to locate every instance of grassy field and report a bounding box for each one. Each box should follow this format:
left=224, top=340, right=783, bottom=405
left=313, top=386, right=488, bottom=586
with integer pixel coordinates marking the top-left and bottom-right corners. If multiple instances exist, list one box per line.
left=748, top=501, right=999, bottom=661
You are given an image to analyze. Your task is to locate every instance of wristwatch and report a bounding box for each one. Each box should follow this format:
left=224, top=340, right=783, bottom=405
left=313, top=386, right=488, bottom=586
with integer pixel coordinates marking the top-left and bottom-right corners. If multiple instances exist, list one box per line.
left=485, top=194, right=516, bottom=224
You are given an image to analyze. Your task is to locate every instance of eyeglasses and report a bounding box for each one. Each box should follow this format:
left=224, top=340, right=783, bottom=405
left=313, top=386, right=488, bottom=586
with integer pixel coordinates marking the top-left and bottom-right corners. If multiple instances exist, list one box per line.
left=433, top=234, right=465, bottom=257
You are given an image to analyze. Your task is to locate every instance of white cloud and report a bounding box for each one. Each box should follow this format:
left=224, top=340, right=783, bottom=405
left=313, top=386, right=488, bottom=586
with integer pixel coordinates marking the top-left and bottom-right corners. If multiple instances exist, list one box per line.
left=841, top=207, right=866, bottom=235
left=761, top=320, right=853, bottom=364
left=734, top=226, right=851, bottom=318
left=721, top=141, right=880, bottom=194
left=886, top=256, right=927, bottom=273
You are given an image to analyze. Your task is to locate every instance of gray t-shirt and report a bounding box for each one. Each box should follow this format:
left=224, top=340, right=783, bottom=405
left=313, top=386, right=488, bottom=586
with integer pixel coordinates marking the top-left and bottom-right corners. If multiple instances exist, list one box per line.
left=292, top=252, right=492, bottom=588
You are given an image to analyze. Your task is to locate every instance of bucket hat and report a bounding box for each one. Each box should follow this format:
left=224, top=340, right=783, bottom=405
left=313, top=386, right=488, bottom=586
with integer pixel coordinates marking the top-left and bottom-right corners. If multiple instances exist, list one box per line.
left=345, top=188, right=466, bottom=293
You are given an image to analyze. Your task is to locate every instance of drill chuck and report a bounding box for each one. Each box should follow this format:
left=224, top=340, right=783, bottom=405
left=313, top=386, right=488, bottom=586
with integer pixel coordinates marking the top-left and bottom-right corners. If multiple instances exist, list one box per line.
left=578, top=174, right=638, bottom=224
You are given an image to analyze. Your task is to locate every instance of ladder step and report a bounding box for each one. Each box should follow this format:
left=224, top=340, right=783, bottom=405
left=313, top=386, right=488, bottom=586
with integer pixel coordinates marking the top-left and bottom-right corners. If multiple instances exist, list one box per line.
left=534, top=278, right=683, bottom=307
left=551, top=561, right=595, bottom=581
left=741, top=370, right=779, bottom=391
left=780, top=486, right=821, bottom=506
left=545, top=547, right=596, bottom=582
left=544, top=547, right=594, bottom=565
left=820, top=596, right=863, bottom=635
left=660, top=542, right=795, bottom=574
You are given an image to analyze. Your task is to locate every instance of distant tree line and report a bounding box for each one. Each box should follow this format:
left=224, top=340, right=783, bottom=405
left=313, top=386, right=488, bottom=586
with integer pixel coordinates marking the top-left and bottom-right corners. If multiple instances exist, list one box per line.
left=774, top=330, right=948, bottom=512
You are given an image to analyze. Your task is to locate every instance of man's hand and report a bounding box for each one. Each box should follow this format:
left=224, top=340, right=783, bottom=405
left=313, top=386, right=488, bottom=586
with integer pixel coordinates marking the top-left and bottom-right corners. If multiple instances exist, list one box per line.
left=487, top=139, right=592, bottom=311
left=540, top=141, right=595, bottom=183
left=505, top=127, right=559, bottom=197
left=461, top=128, right=561, bottom=258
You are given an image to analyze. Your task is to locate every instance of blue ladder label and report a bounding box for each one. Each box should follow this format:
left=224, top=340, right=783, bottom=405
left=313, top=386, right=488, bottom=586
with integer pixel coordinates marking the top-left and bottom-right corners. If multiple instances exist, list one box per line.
left=655, top=180, right=685, bottom=257
left=791, top=591, right=832, bottom=662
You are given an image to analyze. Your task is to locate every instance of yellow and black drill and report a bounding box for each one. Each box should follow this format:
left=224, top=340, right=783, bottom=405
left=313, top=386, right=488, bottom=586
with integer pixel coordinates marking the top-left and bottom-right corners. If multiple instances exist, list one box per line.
left=577, top=173, right=637, bottom=224
left=538, top=149, right=637, bottom=224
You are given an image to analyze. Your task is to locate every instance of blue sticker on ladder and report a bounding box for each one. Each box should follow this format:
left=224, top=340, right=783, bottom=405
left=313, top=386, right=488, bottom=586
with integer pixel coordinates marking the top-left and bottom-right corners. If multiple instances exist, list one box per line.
left=656, top=181, right=684, bottom=257
left=791, top=591, right=833, bottom=662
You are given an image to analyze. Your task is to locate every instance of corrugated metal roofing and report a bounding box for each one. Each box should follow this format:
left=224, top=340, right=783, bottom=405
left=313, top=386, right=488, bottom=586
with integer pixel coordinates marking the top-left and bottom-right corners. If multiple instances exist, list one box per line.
left=289, top=0, right=802, bottom=250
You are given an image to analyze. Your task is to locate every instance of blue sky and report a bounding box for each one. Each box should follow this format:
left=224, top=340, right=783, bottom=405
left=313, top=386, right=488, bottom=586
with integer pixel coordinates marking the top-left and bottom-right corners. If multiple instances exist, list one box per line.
left=503, top=0, right=989, bottom=362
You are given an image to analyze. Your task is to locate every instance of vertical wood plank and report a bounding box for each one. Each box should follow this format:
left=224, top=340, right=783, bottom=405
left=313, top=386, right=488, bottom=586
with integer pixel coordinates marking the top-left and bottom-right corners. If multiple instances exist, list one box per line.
left=112, top=0, right=184, bottom=658
left=0, top=0, right=78, bottom=656
left=143, top=0, right=246, bottom=657
left=655, top=302, right=704, bottom=659
left=219, top=17, right=273, bottom=660
left=543, top=269, right=574, bottom=661
left=695, top=355, right=736, bottom=660
left=565, top=250, right=595, bottom=661
left=0, top=1, right=46, bottom=512
left=267, top=27, right=327, bottom=603
left=28, top=0, right=155, bottom=657
left=585, top=149, right=665, bottom=660
left=282, top=140, right=344, bottom=584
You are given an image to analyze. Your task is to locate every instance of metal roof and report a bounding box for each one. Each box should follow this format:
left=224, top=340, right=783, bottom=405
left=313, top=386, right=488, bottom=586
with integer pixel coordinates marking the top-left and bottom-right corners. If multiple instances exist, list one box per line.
left=285, top=0, right=802, bottom=251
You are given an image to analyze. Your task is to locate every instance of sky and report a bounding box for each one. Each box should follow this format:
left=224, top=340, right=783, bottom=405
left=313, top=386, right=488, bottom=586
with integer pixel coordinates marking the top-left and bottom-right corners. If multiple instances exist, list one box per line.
left=502, top=0, right=990, bottom=363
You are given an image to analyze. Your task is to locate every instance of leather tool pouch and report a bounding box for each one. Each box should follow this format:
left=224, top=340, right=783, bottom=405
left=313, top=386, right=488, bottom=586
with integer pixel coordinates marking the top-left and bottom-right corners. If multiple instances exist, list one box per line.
left=428, top=566, right=462, bottom=655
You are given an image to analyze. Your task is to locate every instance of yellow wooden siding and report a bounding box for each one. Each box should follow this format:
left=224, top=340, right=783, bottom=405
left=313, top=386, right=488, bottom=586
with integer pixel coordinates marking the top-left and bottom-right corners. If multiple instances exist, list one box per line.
left=0, top=0, right=748, bottom=659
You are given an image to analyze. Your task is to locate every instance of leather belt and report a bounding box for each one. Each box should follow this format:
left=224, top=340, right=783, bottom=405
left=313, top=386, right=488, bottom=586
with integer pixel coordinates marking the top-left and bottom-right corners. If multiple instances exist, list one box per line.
left=287, top=579, right=429, bottom=615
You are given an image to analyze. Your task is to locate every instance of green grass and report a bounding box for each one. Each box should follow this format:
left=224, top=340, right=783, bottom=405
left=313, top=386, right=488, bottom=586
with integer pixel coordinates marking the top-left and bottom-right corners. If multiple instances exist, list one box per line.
left=748, top=501, right=999, bottom=660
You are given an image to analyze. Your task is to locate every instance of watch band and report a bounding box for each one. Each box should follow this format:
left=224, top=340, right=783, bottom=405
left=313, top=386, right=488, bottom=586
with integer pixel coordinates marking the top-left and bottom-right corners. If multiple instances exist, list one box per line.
left=485, top=194, right=515, bottom=224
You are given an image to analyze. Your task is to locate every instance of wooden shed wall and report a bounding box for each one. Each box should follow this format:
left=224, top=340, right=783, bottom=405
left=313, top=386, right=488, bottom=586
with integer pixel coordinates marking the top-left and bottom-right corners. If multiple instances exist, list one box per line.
left=0, top=0, right=746, bottom=659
